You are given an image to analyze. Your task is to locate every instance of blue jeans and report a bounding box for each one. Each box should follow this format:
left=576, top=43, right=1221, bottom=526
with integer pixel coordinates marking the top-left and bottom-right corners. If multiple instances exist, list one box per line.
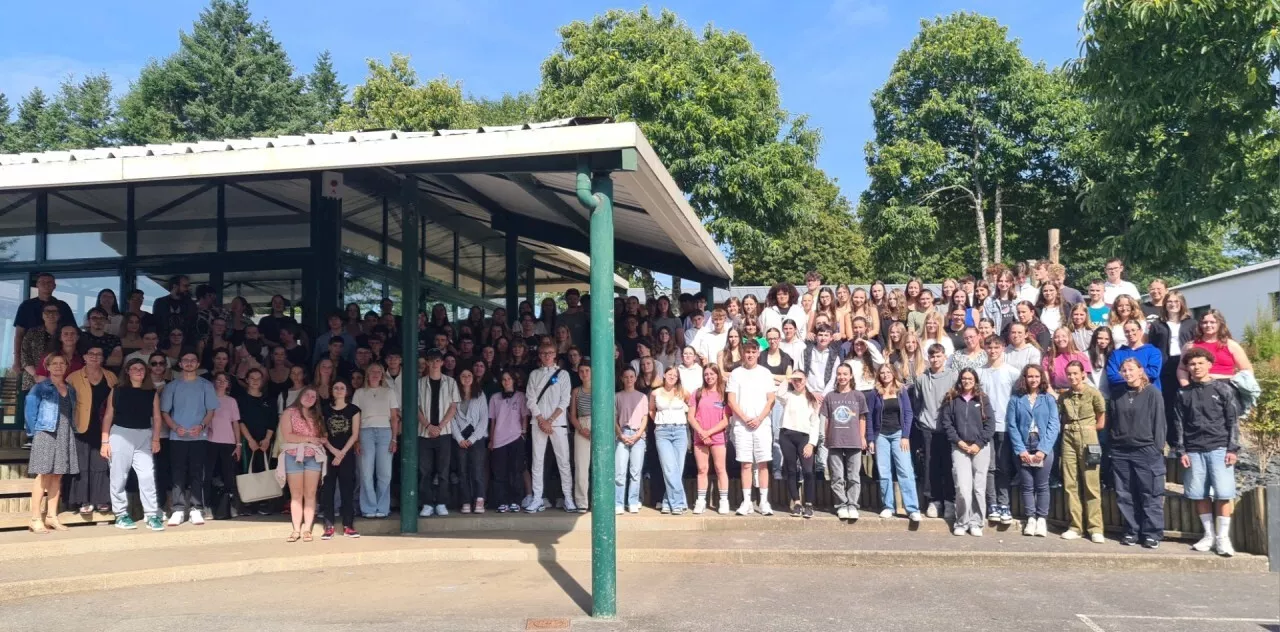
left=359, top=427, right=393, bottom=516
left=875, top=430, right=919, bottom=514
left=1183, top=448, right=1236, bottom=501
left=615, top=428, right=646, bottom=508
left=654, top=424, right=689, bottom=510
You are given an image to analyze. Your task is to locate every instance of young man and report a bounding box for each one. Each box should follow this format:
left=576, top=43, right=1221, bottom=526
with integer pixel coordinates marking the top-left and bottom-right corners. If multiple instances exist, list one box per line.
left=159, top=351, right=219, bottom=526
left=1174, top=347, right=1242, bottom=557
left=1058, top=361, right=1107, bottom=543
left=81, top=307, right=124, bottom=371
left=152, top=275, right=197, bottom=339
left=559, top=288, right=589, bottom=351
left=979, top=335, right=1020, bottom=525
left=682, top=292, right=711, bottom=333
left=323, top=338, right=356, bottom=380
left=525, top=343, right=575, bottom=513
left=194, top=284, right=228, bottom=341
left=124, top=288, right=157, bottom=335
left=692, top=308, right=730, bottom=365
left=1102, top=258, right=1140, bottom=306
left=802, top=325, right=842, bottom=400
left=1017, top=261, right=1046, bottom=304
left=822, top=364, right=867, bottom=520
left=417, top=350, right=459, bottom=517
left=1049, top=264, right=1084, bottom=306
left=727, top=339, right=778, bottom=516
left=1142, top=279, right=1168, bottom=321
left=12, top=272, right=76, bottom=373
left=1086, top=280, right=1110, bottom=327
left=125, top=331, right=164, bottom=369
left=916, top=344, right=958, bottom=519
left=1003, top=323, right=1042, bottom=372
left=1106, top=320, right=1163, bottom=393
left=279, top=327, right=309, bottom=368
left=802, top=271, right=823, bottom=315
left=384, top=350, right=405, bottom=393
left=313, top=311, right=356, bottom=364
left=354, top=346, right=375, bottom=374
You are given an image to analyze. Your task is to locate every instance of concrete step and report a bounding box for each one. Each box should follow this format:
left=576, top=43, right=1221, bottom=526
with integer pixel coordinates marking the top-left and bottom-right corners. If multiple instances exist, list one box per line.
left=0, top=528, right=1262, bottom=602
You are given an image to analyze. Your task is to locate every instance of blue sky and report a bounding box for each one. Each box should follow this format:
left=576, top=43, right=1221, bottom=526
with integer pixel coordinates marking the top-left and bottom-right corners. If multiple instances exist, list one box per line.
left=0, top=0, right=1083, bottom=199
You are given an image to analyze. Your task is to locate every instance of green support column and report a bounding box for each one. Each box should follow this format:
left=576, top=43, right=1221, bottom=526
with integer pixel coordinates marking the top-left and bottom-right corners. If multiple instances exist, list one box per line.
left=399, top=177, right=420, bottom=534
left=576, top=158, right=616, bottom=619
left=504, top=231, right=519, bottom=323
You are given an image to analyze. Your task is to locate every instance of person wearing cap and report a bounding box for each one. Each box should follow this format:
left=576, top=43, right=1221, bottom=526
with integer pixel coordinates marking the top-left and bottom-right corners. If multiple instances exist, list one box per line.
left=777, top=369, right=821, bottom=518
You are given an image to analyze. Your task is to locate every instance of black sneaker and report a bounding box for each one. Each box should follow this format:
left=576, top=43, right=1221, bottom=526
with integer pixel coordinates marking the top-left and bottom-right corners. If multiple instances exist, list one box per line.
left=1121, top=534, right=1138, bottom=546
left=1142, top=537, right=1160, bottom=549
left=802, top=504, right=814, bottom=519
left=790, top=503, right=802, bottom=518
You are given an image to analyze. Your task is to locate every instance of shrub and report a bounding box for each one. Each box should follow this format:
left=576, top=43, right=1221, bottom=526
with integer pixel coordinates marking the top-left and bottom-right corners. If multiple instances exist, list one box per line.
left=1240, top=362, right=1280, bottom=478
left=1243, top=306, right=1280, bottom=363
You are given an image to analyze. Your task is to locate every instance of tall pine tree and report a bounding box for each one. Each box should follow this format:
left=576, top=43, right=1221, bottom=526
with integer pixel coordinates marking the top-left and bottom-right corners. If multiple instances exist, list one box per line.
left=118, top=0, right=310, bottom=143
left=304, top=50, right=346, bottom=129
left=0, top=93, right=12, bottom=152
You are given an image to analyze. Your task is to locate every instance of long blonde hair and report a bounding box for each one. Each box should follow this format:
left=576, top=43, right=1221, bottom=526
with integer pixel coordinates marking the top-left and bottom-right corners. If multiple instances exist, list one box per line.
left=894, top=331, right=926, bottom=379
left=874, top=363, right=902, bottom=398
left=658, top=365, right=689, bottom=402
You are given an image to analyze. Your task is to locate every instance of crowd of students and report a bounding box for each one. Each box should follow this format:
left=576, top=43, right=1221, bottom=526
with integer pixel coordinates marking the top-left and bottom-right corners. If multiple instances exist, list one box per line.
left=15, top=259, right=1255, bottom=554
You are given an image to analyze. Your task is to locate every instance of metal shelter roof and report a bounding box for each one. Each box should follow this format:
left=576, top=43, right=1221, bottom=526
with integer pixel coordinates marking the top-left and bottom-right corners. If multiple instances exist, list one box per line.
left=0, top=118, right=733, bottom=287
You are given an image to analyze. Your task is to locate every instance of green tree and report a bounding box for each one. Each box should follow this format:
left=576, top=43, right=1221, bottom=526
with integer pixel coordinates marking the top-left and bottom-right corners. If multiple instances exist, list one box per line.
left=1072, top=0, right=1280, bottom=259
left=536, top=8, right=820, bottom=247
left=305, top=50, right=346, bottom=129
left=861, top=12, right=1081, bottom=279
left=53, top=73, right=117, bottom=149
left=0, top=93, right=12, bottom=152
left=331, top=54, right=480, bottom=132
left=10, top=87, right=68, bottom=152
left=118, top=0, right=310, bottom=143
left=475, top=92, right=538, bottom=126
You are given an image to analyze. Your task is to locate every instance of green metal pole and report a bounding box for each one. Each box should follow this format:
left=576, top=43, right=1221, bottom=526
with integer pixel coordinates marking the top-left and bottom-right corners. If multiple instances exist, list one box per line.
left=577, top=158, right=616, bottom=619
left=399, top=178, right=420, bottom=534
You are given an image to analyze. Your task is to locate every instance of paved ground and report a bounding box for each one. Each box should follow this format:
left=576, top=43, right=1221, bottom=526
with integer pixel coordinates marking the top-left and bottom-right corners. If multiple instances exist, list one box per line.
left=1, top=561, right=1276, bottom=632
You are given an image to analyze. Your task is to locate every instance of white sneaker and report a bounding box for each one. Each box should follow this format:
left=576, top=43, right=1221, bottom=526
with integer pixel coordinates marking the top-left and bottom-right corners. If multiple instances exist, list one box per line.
left=435, top=504, right=448, bottom=517
left=188, top=509, right=205, bottom=526
left=1035, top=518, right=1048, bottom=537
left=1022, top=520, right=1036, bottom=536
left=837, top=506, right=850, bottom=520
left=925, top=502, right=940, bottom=519
left=419, top=505, right=434, bottom=517
left=1216, top=537, right=1235, bottom=557
left=969, top=525, right=983, bottom=537
left=1192, top=533, right=1215, bottom=552
left=1060, top=529, right=1080, bottom=540
left=716, top=501, right=730, bottom=515
left=615, top=506, right=624, bottom=515
left=848, top=507, right=859, bottom=520
left=908, top=511, right=923, bottom=523
left=692, top=499, right=706, bottom=515
left=953, top=525, right=967, bottom=537
left=167, top=510, right=185, bottom=527
left=525, top=499, right=545, bottom=513
left=879, top=508, right=893, bottom=519
left=736, top=500, right=754, bottom=516
left=627, top=505, right=640, bottom=514
left=520, top=495, right=533, bottom=509
left=563, top=500, right=577, bottom=513
left=1090, top=533, right=1105, bottom=544
left=758, top=500, right=773, bottom=516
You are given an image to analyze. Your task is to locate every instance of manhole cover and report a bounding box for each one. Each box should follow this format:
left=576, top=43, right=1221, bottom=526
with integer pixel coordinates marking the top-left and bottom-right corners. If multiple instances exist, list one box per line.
left=526, top=618, right=571, bottom=631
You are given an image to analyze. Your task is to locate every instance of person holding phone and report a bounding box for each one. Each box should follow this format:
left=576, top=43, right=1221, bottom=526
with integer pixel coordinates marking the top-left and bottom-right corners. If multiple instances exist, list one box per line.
left=1006, top=364, right=1059, bottom=537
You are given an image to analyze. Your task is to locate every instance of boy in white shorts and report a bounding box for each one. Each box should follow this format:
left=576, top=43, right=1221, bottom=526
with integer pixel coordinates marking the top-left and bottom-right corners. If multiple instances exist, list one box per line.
left=727, top=339, right=778, bottom=515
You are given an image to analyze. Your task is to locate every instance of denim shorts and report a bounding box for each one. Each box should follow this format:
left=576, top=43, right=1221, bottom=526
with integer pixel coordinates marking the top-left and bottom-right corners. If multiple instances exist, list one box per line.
left=284, top=454, right=323, bottom=474
left=1183, top=448, right=1236, bottom=501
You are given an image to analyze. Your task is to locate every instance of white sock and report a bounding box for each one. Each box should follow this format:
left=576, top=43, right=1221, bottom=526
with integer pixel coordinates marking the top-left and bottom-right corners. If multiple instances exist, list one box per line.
left=697, top=489, right=707, bottom=502
left=1199, top=513, right=1214, bottom=537
left=1216, top=516, right=1231, bottom=540
left=719, top=490, right=730, bottom=504
left=759, top=487, right=769, bottom=502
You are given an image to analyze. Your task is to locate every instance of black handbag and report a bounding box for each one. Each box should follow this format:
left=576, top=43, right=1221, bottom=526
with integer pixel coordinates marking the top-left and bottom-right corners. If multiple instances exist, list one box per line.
left=1085, top=443, right=1103, bottom=468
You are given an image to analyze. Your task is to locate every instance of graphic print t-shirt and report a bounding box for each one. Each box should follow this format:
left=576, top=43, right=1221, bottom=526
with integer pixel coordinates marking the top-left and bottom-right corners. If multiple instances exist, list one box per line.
left=820, top=389, right=868, bottom=449
left=322, top=403, right=360, bottom=448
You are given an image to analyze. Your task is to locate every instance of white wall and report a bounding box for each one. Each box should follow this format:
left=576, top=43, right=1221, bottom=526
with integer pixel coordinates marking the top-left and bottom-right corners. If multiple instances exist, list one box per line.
left=1176, top=264, right=1279, bottom=334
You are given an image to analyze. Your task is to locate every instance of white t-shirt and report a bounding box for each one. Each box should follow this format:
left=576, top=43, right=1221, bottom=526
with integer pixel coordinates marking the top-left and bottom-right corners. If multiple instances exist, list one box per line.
left=1016, top=282, right=1040, bottom=305
left=1103, top=280, right=1140, bottom=306
left=677, top=364, right=704, bottom=392
left=979, top=364, right=1020, bottom=432
left=353, top=385, right=400, bottom=429
left=727, top=364, right=776, bottom=424
left=693, top=328, right=729, bottom=363
left=761, top=305, right=809, bottom=342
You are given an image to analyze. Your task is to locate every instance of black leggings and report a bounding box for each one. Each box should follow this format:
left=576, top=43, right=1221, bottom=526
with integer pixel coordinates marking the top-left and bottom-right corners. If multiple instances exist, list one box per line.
left=491, top=440, right=526, bottom=506
left=322, top=451, right=357, bottom=528
left=778, top=428, right=815, bottom=504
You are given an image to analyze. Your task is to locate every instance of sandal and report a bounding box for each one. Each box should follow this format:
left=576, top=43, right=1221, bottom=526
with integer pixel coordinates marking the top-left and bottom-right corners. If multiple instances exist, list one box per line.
left=29, top=517, right=48, bottom=534
left=301, top=531, right=313, bottom=542
left=286, top=532, right=301, bottom=543
left=45, top=515, right=68, bottom=532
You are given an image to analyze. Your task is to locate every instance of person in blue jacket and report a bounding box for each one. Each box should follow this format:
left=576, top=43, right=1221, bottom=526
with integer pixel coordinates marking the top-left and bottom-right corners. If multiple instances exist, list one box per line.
left=1105, top=320, right=1162, bottom=393
left=1006, top=364, right=1060, bottom=537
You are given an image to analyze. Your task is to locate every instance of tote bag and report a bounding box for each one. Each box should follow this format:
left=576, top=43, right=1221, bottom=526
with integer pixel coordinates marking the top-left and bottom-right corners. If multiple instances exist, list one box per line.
left=236, top=451, right=283, bottom=503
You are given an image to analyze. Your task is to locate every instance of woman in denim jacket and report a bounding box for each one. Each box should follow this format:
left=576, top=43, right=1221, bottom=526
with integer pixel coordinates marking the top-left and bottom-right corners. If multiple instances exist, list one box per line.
left=1006, top=364, right=1060, bottom=538
left=24, top=354, right=79, bottom=533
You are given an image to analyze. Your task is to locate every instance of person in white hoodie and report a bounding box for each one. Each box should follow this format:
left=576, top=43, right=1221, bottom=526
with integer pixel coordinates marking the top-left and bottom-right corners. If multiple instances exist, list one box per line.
left=760, top=282, right=809, bottom=342
left=525, top=343, right=575, bottom=513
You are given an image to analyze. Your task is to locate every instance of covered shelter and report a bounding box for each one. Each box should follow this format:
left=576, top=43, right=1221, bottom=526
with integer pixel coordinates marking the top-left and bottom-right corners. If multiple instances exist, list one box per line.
left=0, top=117, right=733, bottom=617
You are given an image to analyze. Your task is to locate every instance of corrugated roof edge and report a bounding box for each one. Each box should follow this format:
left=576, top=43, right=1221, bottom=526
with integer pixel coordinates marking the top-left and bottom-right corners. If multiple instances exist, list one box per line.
left=0, top=116, right=615, bottom=165
left=1171, top=258, right=1280, bottom=291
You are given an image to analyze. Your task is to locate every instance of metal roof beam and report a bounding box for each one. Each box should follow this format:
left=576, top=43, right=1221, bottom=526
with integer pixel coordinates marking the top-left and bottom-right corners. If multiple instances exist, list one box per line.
left=502, top=174, right=589, bottom=235
left=50, top=192, right=122, bottom=223
left=137, top=183, right=216, bottom=222
left=0, top=193, right=35, bottom=218
left=226, top=182, right=307, bottom=215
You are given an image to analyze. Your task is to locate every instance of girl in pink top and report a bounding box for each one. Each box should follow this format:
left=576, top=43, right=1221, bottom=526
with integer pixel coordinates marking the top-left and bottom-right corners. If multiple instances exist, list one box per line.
left=1042, top=328, right=1091, bottom=392
left=692, top=364, right=731, bottom=515
left=278, top=386, right=326, bottom=542
left=208, top=373, right=242, bottom=516
left=488, top=370, right=530, bottom=513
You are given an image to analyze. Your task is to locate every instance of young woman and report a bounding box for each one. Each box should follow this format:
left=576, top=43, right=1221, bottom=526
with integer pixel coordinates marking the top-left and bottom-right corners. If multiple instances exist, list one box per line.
left=1179, top=309, right=1252, bottom=384
left=614, top=367, right=650, bottom=514
left=280, top=365, right=308, bottom=413
left=1110, top=357, right=1167, bottom=548
left=760, top=327, right=795, bottom=380
left=226, top=297, right=253, bottom=346
left=904, top=278, right=923, bottom=312
left=1006, top=365, right=1059, bottom=536
left=567, top=362, right=593, bottom=513
left=940, top=278, right=958, bottom=310
left=808, top=287, right=839, bottom=342
left=162, top=328, right=186, bottom=365
left=651, top=366, right=694, bottom=514
left=871, top=364, right=921, bottom=522
left=1087, top=328, right=1115, bottom=398
left=922, top=311, right=955, bottom=357
left=845, top=337, right=883, bottom=393
left=885, top=322, right=906, bottom=356
left=834, top=284, right=855, bottom=342
left=1036, top=284, right=1070, bottom=334
left=778, top=370, right=821, bottom=518
left=973, top=281, right=992, bottom=313
left=278, top=386, right=326, bottom=542
left=1068, top=303, right=1096, bottom=352
left=1108, top=295, right=1147, bottom=344
left=1043, top=328, right=1091, bottom=392
left=318, top=379, right=360, bottom=537
left=452, top=368, right=490, bottom=515
left=880, top=289, right=909, bottom=344
left=891, top=330, right=926, bottom=388
left=653, top=327, right=680, bottom=370
left=1148, top=290, right=1194, bottom=389
left=982, top=270, right=1019, bottom=334
left=950, top=290, right=977, bottom=327
left=741, top=318, right=767, bottom=350
left=25, top=355, right=78, bottom=533
left=740, top=294, right=761, bottom=328
left=197, top=318, right=232, bottom=371
left=948, top=327, right=988, bottom=372
left=635, top=355, right=662, bottom=396
left=66, top=345, right=115, bottom=515
left=938, top=368, right=995, bottom=537
left=343, top=304, right=363, bottom=339
left=762, top=282, right=808, bottom=342
left=266, top=347, right=292, bottom=401
left=977, top=318, right=997, bottom=341
left=205, top=349, right=232, bottom=382
left=717, top=330, right=744, bottom=374
left=20, top=304, right=61, bottom=393
left=488, top=369, right=529, bottom=513
left=1007, top=301, right=1052, bottom=350
left=628, top=339, right=661, bottom=375
left=119, top=314, right=144, bottom=359
left=553, top=324, right=573, bottom=357
left=651, top=296, right=685, bottom=348
left=691, top=364, right=730, bottom=514
left=312, top=358, right=335, bottom=402
left=206, top=373, right=242, bottom=519
left=101, top=358, right=164, bottom=531
left=39, top=325, right=84, bottom=381
left=869, top=281, right=888, bottom=313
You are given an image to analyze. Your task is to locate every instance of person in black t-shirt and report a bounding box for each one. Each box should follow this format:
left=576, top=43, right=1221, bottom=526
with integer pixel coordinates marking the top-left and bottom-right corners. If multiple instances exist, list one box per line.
left=236, top=368, right=276, bottom=515
left=152, top=275, right=198, bottom=340
left=81, top=307, right=124, bottom=370
left=12, top=272, right=75, bottom=374
left=320, top=379, right=361, bottom=539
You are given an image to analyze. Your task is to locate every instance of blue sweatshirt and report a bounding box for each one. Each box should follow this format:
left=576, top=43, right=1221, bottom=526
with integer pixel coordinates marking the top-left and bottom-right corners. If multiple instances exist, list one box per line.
left=1105, top=344, right=1163, bottom=392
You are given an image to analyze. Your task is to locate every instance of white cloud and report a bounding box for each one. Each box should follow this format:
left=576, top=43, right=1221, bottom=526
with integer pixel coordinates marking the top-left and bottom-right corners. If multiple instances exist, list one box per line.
left=0, top=54, right=137, bottom=101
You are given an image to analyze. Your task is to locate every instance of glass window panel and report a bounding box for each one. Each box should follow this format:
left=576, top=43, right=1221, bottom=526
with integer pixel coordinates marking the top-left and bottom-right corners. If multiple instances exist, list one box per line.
left=343, top=269, right=384, bottom=316
left=134, top=272, right=209, bottom=321
left=0, top=276, right=24, bottom=424
left=136, top=185, right=216, bottom=256
left=223, top=269, right=304, bottom=322
left=50, top=274, right=120, bottom=325
left=0, top=193, right=37, bottom=262
left=47, top=188, right=127, bottom=259
left=226, top=180, right=310, bottom=252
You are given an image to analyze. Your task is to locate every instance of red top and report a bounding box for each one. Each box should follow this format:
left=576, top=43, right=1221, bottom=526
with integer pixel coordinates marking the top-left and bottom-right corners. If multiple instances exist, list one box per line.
left=1192, top=341, right=1236, bottom=376
left=35, top=352, right=84, bottom=378
left=284, top=407, right=320, bottom=458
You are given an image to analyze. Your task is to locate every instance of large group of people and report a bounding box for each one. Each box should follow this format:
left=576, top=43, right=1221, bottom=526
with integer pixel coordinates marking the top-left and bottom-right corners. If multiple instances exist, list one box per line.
left=16, top=259, right=1254, bottom=555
